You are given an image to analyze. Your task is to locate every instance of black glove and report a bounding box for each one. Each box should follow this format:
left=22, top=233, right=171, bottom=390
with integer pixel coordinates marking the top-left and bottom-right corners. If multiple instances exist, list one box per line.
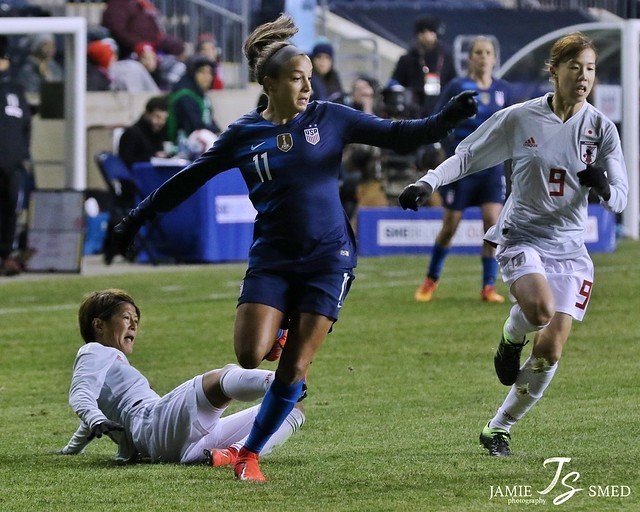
left=112, top=213, right=143, bottom=257
left=398, top=181, right=433, bottom=211
left=440, top=90, right=478, bottom=129
left=577, top=164, right=610, bottom=201
left=87, top=420, right=124, bottom=441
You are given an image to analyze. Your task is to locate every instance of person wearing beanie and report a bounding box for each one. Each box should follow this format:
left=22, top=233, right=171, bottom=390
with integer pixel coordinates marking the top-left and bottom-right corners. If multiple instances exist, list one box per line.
left=134, top=41, right=165, bottom=89
left=16, top=33, right=63, bottom=95
left=87, top=40, right=115, bottom=91
left=390, top=16, right=456, bottom=117
left=166, top=56, right=220, bottom=143
left=309, top=40, right=343, bottom=102
left=109, top=41, right=160, bottom=93
left=192, top=33, right=224, bottom=90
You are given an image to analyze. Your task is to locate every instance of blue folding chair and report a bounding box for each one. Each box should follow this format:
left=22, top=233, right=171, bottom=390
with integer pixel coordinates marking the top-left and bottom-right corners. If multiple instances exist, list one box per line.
left=95, top=151, right=170, bottom=265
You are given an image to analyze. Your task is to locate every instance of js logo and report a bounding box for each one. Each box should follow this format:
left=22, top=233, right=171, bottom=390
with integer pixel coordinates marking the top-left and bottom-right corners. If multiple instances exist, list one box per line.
left=538, top=457, right=583, bottom=505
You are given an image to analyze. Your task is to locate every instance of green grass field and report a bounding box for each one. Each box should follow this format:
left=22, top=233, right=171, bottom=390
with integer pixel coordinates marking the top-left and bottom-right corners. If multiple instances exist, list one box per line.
left=1, top=241, right=638, bottom=511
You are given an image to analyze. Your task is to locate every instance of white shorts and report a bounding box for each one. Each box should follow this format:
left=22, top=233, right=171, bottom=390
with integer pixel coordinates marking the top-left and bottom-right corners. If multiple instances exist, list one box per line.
left=131, top=374, right=259, bottom=463
left=496, top=244, right=594, bottom=321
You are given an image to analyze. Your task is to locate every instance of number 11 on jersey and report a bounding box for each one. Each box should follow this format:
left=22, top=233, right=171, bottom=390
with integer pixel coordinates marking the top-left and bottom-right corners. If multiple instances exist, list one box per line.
left=253, top=152, right=272, bottom=182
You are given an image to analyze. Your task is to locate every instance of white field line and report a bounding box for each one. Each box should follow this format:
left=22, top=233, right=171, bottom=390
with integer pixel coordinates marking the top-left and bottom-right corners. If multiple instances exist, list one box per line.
left=0, top=263, right=632, bottom=316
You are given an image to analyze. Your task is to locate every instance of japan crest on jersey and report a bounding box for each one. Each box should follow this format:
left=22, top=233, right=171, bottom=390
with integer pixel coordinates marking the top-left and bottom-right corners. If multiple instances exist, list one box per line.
left=579, top=140, right=598, bottom=165
left=277, top=133, right=293, bottom=152
left=304, top=127, right=320, bottom=145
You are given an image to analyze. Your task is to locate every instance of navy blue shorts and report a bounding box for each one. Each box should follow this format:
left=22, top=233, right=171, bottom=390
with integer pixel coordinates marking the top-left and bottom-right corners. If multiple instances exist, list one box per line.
left=238, top=267, right=355, bottom=322
left=439, top=165, right=505, bottom=211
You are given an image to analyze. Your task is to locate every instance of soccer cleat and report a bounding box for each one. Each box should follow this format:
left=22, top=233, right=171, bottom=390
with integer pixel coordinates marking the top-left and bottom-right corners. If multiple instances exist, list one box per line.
left=234, top=448, right=266, bottom=482
left=494, top=334, right=529, bottom=386
left=264, top=329, right=288, bottom=361
left=204, top=446, right=239, bottom=467
left=481, top=285, right=505, bottom=303
left=480, top=422, right=511, bottom=457
left=414, top=277, right=438, bottom=302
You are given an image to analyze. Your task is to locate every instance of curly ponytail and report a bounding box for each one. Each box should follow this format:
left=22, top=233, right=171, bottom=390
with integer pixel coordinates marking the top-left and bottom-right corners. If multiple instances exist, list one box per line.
left=243, top=14, right=299, bottom=84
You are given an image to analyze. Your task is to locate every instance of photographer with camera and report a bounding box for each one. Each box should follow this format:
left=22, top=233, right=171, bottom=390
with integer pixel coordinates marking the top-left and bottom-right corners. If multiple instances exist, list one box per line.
left=389, top=16, right=456, bottom=118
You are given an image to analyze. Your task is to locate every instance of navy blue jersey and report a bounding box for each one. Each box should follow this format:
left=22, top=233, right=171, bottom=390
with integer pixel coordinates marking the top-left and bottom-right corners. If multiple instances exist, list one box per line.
left=435, top=76, right=512, bottom=156
left=135, top=101, right=450, bottom=271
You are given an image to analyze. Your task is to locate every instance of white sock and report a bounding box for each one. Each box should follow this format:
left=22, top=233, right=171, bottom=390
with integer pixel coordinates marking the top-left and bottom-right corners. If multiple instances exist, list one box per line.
left=231, top=407, right=306, bottom=457
left=219, top=365, right=275, bottom=402
left=490, top=355, right=558, bottom=432
left=504, top=305, right=547, bottom=343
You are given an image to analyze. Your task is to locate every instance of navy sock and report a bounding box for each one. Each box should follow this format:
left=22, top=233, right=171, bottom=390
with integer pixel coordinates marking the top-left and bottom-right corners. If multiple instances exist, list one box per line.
left=427, top=243, right=449, bottom=280
left=482, top=256, right=499, bottom=286
left=243, top=376, right=304, bottom=454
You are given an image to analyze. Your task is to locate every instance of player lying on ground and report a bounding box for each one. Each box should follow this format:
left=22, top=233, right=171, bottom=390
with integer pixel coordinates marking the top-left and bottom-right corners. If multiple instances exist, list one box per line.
left=58, top=289, right=303, bottom=465
left=399, top=32, right=628, bottom=456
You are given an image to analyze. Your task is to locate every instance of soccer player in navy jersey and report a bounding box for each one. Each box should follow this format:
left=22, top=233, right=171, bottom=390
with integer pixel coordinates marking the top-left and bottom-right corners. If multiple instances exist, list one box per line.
left=414, top=37, right=513, bottom=304
left=112, top=14, right=478, bottom=481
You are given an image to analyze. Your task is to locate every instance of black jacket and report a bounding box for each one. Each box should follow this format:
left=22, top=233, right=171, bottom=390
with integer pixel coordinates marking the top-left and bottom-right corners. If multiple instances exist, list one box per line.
left=0, top=74, right=31, bottom=170
left=391, top=43, right=456, bottom=116
left=119, top=115, right=167, bottom=168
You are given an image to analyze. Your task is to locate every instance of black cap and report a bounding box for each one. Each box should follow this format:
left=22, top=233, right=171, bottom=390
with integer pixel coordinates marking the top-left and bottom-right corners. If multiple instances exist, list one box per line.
left=414, top=16, right=444, bottom=36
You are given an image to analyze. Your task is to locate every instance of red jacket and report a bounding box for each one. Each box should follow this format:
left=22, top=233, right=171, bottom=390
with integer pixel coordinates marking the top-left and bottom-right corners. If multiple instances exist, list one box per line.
left=102, top=0, right=164, bottom=57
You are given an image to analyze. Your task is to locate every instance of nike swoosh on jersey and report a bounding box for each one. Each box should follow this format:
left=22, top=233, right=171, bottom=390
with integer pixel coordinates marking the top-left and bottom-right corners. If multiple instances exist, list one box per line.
left=251, top=141, right=266, bottom=151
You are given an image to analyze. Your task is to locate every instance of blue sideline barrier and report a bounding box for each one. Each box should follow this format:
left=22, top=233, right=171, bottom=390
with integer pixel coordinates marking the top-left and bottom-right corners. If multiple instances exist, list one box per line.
left=357, top=205, right=617, bottom=256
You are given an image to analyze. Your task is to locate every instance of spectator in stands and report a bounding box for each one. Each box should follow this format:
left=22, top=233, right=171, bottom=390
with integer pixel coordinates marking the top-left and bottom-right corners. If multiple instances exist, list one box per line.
left=101, top=0, right=181, bottom=59
left=0, top=36, right=32, bottom=276
left=167, top=56, right=221, bottom=144
left=87, top=40, right=115, bottom=91
left=109, top=42, right=160, bottom=93
left=16, top=33, right=63, bottom=96
left=135, top=41, right=162, bottom=88
left=156, top=37, right=187, bottom=91
left=341, top=76, right=386, bottom=221
left=413, top=36, right=513, bottom=304
left=390, top=16, right=456, bottom=117
left=193, top=33, right=224, bottom=90
left=309, top=41, right=343, bottom=102
left=119, top=96, right=169, bottom=168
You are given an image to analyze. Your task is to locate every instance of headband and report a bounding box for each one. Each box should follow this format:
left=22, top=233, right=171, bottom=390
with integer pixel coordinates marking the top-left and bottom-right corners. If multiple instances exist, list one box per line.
left=259, top=44, right=304, bottom=84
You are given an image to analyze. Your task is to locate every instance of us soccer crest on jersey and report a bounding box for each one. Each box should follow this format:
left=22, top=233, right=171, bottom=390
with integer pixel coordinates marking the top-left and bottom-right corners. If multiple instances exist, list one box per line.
left=579, top=141, right=598, bottom=165
left=304, top=126, right=320, bottom=145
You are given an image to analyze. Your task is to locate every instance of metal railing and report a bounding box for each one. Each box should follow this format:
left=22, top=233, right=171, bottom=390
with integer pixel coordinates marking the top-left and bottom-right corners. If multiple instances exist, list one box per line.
left=153, top=0, right=255, bottom=86
left=28, top=0, right=260, bottom=87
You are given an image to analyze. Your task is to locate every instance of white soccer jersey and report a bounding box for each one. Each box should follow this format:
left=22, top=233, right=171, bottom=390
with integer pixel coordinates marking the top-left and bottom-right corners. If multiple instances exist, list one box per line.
left=68, top=342, right=160, bottom=461
left=421, top=94, right=628, bottom=258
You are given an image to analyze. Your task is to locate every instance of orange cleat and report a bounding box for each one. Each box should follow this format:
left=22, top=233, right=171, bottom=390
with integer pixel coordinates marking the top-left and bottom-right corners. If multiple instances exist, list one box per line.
left=264, top=329, right=288, bottom=361
left=481, top=285, right=505, bottom=303
left=205, top=446, right=239, bottom=467
left=234, top=448, right=266, bottom=482
left=414, top=277, right=438, bottom=302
